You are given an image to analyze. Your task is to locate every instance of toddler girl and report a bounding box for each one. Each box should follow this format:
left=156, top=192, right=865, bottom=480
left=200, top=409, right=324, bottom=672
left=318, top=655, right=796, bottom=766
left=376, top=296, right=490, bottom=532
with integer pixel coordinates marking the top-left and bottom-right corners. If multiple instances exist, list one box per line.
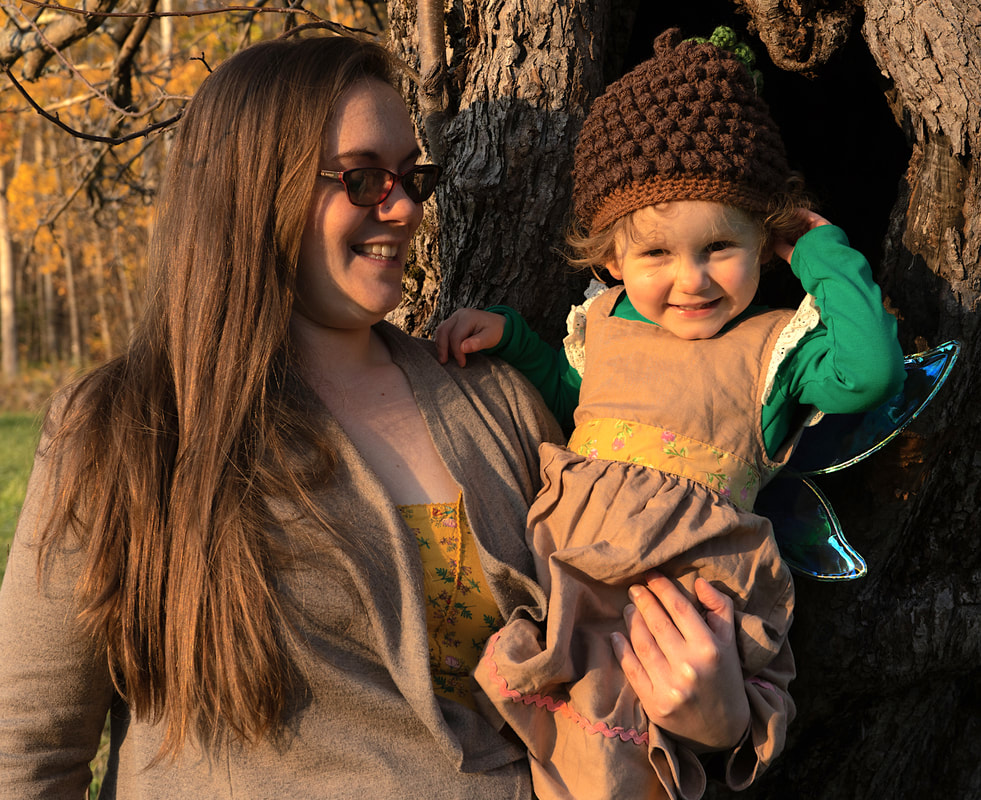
left=437, top=28, right=905, bottom=800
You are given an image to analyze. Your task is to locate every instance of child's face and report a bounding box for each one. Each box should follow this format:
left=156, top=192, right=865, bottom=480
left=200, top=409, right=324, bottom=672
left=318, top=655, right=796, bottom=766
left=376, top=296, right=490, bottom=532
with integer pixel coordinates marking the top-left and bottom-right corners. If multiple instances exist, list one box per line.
left=606, top=201, right=764, bottom=340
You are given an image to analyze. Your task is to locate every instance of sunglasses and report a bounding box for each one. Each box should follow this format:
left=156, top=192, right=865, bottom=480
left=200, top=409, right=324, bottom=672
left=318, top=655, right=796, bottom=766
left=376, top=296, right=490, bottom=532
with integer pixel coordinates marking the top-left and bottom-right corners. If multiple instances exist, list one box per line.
left=318, top=165, right=442, bottom=207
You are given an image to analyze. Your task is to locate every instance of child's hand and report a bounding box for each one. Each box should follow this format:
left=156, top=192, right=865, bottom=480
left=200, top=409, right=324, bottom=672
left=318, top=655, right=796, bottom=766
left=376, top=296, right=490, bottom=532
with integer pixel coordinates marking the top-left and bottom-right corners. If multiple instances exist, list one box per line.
left=771, top=208, right=832, bottom=264
left=435, top=309, right=506, bottom=367
left=612, top=572, right=751, bottom=753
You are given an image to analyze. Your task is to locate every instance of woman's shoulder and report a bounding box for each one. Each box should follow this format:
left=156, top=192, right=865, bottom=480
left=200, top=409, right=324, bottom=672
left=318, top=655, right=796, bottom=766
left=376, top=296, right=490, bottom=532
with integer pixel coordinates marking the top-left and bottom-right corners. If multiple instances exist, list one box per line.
left=377, top=322, right=563, bottom=442
left=379, top=321, right=531, bottom=386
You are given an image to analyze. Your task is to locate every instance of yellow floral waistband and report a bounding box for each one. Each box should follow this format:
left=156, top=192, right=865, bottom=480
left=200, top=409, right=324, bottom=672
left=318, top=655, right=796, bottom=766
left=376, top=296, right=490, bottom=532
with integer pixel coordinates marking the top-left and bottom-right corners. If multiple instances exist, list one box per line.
left=567, top=418, right=762, bottom=512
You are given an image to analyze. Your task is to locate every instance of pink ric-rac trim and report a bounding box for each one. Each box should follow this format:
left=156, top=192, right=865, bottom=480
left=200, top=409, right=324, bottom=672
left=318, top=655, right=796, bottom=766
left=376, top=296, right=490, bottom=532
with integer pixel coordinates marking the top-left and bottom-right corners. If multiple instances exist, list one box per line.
left=483, top=632, right=649, bottom=746
left=749, top=676, right=786, bottom=708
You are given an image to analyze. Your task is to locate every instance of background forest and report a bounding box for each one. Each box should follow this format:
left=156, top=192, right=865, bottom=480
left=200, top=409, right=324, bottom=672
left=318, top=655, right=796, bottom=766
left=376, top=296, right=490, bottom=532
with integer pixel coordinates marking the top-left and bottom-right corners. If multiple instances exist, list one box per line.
left=2, top=1, right=979, bottom=798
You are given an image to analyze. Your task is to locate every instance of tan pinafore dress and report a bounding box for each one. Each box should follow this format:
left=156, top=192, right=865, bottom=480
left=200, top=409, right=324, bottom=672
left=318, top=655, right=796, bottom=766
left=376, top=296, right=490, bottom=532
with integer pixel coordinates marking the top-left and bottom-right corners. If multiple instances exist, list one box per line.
left=475, top=287, right=798, bottom=800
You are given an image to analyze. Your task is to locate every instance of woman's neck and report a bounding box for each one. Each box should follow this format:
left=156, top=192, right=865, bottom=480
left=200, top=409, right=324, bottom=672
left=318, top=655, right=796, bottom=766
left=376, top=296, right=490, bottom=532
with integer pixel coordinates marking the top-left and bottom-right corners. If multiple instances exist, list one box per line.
left=290, top=316, right=392, bottom=389
left=289, top=315, right=461, bottom=505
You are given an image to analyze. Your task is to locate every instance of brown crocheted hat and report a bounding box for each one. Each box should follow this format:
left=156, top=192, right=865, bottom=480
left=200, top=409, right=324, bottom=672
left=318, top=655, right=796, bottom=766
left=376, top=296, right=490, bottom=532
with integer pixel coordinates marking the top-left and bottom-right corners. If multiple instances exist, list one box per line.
left=573, top=27, right=790, bottom=235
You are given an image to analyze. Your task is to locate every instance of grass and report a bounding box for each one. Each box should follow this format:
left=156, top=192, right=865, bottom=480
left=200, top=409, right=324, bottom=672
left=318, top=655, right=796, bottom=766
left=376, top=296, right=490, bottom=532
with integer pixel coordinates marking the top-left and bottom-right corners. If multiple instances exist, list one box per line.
left=0, top=412, right=42, bottom=583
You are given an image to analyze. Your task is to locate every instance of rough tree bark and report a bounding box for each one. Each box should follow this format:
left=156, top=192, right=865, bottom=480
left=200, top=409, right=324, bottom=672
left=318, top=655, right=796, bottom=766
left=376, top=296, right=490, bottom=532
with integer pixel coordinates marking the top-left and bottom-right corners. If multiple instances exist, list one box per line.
left=734, top=1, right=980, bottom=797
left=389, top=0, right=979, bottom=797
left=387, top=0, right=624, bottom=341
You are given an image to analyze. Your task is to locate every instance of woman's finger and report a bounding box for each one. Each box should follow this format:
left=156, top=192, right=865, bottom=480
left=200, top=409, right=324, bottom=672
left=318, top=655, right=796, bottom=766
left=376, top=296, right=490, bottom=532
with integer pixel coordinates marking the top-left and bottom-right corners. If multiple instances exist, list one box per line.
left=638, top=571, right=714, bottom=646
left=614, top=608, right=682, bottom=720
left=623, top=579, right=690, bottom=666
left=611, top=626, right=655, bottom=702
left=693, top=577, right=736, bottom=643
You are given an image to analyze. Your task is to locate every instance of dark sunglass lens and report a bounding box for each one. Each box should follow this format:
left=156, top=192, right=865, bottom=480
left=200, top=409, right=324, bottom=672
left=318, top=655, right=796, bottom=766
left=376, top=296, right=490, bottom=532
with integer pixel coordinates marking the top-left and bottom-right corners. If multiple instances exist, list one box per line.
left=403, top=167, right=440, bottom=202
left=345, top=168, right=393, bottom=206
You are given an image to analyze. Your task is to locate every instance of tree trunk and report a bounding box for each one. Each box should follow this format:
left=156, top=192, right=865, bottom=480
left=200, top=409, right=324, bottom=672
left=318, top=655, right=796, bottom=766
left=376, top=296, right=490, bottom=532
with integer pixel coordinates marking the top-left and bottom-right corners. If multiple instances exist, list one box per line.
left=389, top=0, right=980, bottom=796
left=40, top=265, right=58, bottom=364
left=93, top=249, right=113, bottom=358
left=725, top=2, right=981, bottom=797
left=387, top=0, right=624, bottom=342
left=61, top=229, right=82, bottom=368
left=0, top=169, right=16, bottom=378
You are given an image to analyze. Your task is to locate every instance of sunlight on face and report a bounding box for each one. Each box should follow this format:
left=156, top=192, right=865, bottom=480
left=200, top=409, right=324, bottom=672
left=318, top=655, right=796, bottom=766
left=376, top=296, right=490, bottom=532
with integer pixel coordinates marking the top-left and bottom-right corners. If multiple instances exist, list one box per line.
left=294, top=80, right=424, bottom=336
left=606, top=201, right=764, bottom=340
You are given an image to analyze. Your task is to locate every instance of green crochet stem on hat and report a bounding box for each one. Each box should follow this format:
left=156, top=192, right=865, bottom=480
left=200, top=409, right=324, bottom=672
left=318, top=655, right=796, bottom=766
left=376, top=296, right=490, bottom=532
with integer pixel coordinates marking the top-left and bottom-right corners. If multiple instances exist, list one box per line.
left=687, top=26, right=764, bottom=92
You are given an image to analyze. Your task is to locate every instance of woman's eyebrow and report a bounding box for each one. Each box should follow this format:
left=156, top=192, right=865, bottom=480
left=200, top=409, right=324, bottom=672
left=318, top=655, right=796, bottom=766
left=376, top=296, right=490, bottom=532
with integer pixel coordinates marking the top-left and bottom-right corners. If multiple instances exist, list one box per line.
left=333, top=145, right=424, bottom=164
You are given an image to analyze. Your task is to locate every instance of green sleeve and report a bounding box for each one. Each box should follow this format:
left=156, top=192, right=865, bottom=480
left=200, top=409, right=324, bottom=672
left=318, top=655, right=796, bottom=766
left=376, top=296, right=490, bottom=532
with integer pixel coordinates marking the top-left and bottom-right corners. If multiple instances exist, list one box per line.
left=762, top=225, right=906, bottom=453
left=484, top=305, right=582, bottom=431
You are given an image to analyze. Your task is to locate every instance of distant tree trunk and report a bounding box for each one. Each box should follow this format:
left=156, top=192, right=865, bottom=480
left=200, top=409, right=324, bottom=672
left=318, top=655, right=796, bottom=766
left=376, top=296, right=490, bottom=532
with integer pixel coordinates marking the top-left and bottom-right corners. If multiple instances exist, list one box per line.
left=159, top=0, right=173, bottom=63
left=39, top=265, right=58, bottom=364
left=93, top=249, right=113, bottom=358
left=47, top=137, right=84, bottom=368
left=116, top=258, right=136, bottom=343
left=0, top=169, right=16, bottom=378
left=389, top=0, right=980, bottom=797
left=60, top=232, right=82, bottom=368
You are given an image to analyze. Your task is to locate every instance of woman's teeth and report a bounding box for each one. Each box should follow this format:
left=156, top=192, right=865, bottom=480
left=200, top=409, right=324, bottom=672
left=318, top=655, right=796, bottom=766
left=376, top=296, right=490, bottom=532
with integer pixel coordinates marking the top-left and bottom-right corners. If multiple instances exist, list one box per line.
left=355, top=243, right=398, bottom=258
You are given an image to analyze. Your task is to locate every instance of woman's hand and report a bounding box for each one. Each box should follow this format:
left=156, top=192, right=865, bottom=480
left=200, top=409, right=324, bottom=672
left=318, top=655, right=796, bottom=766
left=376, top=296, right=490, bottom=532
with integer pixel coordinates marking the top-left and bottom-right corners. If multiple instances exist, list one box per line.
left=435, top=309, right=506, bottom=367
left=771, top=207, right=831, bottom=265
left=612, top=572, right=750, bottom=753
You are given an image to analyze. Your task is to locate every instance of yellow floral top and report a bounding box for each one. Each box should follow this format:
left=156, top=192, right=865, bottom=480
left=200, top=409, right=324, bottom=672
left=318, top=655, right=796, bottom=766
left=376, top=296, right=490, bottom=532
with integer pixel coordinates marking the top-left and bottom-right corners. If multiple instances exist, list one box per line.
left=400, top=496, right=504, bottom=709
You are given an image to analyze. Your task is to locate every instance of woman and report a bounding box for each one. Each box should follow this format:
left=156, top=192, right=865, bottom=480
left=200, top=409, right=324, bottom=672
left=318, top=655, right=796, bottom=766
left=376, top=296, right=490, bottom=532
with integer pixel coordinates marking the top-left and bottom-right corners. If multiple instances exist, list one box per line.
left=0, top=34, right=751, bottom=797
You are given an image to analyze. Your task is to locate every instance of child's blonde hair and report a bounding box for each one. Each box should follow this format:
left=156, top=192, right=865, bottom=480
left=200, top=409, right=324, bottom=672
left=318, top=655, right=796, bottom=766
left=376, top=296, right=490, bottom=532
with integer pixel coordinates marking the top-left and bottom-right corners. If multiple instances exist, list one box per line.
left=566, top=175, right=814, bottom=274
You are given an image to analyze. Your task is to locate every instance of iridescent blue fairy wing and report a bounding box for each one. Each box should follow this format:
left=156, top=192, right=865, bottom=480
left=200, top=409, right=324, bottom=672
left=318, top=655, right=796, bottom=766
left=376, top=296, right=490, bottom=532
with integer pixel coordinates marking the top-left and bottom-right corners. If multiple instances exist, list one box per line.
left=757, top=473, right=867, bottom=580
left=761, top=340, right=959, bottom=580
left=788, top=340, right=960, bottom=475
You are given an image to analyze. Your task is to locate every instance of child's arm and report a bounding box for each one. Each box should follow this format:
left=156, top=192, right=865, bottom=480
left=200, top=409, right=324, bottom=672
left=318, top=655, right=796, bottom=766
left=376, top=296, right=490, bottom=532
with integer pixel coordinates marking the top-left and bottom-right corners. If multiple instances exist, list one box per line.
left=436, top=306, right=582, bottom=430
left=770, top=211, right=906, bottom=415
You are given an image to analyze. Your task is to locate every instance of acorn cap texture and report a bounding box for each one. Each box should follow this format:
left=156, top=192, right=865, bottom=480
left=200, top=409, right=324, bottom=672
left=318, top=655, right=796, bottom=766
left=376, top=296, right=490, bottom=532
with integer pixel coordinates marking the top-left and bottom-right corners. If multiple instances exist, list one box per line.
left=573, top=28, right=790, bottom=234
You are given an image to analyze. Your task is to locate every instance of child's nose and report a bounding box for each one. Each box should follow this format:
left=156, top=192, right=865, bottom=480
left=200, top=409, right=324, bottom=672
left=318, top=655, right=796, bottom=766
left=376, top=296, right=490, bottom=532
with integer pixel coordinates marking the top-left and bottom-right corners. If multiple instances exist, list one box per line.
left=674, top=256, right=711, bottom=292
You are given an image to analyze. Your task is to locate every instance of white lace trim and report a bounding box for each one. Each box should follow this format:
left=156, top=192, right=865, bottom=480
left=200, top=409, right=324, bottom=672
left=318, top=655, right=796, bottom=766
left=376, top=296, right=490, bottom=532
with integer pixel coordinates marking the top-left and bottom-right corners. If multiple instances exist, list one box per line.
left=763, top=294, right=823, bottom=427
left=562, top=279, right=608, bottom=377
left=564, top=287, right=825, bottom=424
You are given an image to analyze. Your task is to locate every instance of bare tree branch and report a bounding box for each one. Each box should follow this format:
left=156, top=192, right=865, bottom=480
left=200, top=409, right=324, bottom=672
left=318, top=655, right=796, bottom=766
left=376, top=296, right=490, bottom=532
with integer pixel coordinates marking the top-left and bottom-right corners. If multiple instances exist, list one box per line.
left=3, top=64, right=182, bottom=143
left=3, top=2, right=151, bottom=118
left=107, top=0, right=159, bottom=112
left=1, top=0, right=121, bottom=78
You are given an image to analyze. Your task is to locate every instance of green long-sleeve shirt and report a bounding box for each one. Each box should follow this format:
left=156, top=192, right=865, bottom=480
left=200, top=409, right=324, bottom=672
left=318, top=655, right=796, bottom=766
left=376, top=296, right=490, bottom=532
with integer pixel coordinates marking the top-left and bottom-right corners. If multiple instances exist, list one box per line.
left=486, top=225, right=905, bottom=458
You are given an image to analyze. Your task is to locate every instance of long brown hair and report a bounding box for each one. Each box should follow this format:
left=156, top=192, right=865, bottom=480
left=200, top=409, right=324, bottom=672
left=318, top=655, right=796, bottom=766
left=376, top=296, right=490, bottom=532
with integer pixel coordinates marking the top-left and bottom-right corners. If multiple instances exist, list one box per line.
left=38, top=34, right=397, bottom=759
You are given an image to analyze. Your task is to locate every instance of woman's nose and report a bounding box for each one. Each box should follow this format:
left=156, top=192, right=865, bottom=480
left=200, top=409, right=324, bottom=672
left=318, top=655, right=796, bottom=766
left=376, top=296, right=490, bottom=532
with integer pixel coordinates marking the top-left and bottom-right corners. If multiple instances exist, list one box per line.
left=376, top=181, right=424, bottom=226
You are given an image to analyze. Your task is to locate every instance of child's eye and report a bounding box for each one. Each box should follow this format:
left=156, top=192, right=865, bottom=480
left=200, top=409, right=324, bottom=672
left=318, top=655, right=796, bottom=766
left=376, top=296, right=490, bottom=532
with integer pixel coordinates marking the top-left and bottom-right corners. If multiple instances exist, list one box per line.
left=706, top=241, right=734, bottom=253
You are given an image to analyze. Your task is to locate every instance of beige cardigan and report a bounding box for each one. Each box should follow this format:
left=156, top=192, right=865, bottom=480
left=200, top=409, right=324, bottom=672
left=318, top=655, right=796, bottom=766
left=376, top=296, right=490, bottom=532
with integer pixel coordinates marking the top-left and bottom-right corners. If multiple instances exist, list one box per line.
left=0, top=322, right=563, bottom=799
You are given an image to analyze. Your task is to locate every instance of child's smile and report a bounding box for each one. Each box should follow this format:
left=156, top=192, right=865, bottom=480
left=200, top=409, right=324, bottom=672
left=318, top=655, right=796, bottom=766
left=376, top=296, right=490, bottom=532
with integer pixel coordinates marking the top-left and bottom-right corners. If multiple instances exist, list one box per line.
left=606, top=201, right=764, bottom=340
